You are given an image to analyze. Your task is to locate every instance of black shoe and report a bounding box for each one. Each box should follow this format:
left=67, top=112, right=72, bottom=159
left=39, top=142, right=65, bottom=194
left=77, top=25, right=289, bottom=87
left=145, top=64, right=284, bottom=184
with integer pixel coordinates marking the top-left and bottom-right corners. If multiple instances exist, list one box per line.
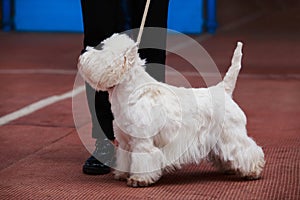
left=82, top=138, right=115, bottom=175
left=82, top=155, right=111, bottom=175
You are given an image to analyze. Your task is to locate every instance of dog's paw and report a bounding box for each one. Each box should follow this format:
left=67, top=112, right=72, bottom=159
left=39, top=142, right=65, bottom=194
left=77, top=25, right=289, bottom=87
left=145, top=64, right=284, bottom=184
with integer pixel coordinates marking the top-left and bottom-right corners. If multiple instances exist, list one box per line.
left=114, top=171, right=129, bottom=181
left=127, top=177, right=152, bottom=187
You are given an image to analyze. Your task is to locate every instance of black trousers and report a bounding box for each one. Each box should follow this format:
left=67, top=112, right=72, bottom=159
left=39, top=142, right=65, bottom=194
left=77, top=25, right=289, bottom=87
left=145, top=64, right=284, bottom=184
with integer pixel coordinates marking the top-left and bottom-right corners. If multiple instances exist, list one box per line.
left=81, top=0, right=169, bottom=140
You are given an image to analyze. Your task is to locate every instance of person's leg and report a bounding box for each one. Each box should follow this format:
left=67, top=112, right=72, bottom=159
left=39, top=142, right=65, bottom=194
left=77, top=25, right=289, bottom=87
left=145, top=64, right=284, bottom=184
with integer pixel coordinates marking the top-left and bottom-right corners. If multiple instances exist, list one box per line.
left=85, top=83, right=114, bottom=141
left=131, top=0, right=170, bottom=82
left=81, top=0, right=120, bottom=47
left=83, top=84, right=115, bottom=175
left=80, top=0, right=119, bottom=175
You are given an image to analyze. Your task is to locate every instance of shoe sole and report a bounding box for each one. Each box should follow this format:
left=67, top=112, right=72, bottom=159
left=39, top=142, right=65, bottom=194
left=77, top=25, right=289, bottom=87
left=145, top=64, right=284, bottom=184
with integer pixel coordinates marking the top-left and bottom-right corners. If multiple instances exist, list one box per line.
left=82, top=166, right=111, bottom=175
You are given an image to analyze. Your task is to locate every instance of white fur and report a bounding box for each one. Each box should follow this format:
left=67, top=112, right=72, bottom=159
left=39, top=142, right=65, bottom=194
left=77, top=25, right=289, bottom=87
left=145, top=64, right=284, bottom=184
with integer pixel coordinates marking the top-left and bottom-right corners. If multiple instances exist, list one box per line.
left=78, top=34, right=265, bottom=187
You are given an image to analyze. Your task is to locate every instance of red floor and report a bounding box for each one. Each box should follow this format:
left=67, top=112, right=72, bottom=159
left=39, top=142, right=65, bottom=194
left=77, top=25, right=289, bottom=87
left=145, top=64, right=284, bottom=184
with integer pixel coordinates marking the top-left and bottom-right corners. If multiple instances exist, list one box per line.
left=0, top=6, right=299, bottom=200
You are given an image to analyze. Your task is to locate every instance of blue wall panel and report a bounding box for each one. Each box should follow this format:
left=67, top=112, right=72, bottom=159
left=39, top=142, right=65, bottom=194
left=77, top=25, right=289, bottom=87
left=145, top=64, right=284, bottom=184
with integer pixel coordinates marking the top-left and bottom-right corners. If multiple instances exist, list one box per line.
left=168, top=0, right=204, bottom=33
left=14, top=0, right=83, bottom=32
left=14, top=0, right=204, bottom=34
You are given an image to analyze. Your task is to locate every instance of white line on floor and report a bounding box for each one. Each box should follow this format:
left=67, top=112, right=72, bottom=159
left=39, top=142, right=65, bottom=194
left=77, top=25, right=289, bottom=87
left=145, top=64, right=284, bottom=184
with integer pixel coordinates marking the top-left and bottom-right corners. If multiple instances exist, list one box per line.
left=0, top=86, right=85, bottom=126
left=167, top=71, right=300, bottom=79
left=0, top=69, right=77, bottom=75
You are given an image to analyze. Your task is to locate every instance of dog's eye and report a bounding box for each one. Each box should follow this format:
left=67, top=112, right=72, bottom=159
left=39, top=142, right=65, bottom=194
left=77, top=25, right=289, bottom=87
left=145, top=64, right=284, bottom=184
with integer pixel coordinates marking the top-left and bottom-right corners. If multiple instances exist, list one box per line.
left=95, top=43, right=104, bottom=50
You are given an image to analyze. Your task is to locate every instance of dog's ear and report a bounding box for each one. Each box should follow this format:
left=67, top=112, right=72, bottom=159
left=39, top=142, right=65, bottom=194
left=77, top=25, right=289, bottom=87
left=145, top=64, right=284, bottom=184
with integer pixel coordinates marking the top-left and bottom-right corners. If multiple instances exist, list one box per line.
left=125, top=44, right=139, bottom=67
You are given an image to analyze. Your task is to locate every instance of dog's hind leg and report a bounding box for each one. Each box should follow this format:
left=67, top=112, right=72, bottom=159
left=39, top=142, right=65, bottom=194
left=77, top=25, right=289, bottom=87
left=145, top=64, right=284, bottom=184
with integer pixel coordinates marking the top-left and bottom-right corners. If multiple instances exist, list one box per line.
left=208, top=151, right=236, bottom=175
left=212, top=127, right=265, bottom=180
left=127, top=138, right=165, bottom=187
left=210, top=97, right=265, bottom=179
left=233, top=136, right=265, bottom=180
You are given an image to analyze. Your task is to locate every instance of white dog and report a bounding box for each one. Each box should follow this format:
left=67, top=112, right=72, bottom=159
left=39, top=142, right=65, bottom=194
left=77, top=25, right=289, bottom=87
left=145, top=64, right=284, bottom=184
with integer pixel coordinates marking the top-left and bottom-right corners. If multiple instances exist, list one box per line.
left=78, top=33, right=265, bottom=187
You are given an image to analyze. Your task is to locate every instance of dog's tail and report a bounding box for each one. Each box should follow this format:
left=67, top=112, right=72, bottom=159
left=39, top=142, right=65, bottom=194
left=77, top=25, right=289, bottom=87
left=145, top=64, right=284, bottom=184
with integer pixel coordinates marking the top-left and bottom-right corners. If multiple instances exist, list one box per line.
left=222, top=42, right=243, bottom=96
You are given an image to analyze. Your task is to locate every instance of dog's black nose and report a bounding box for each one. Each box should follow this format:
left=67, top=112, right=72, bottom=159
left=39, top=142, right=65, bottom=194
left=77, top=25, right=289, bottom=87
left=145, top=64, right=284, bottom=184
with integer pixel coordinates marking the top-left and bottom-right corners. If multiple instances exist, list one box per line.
left=80, top=49, right=87, bottom=55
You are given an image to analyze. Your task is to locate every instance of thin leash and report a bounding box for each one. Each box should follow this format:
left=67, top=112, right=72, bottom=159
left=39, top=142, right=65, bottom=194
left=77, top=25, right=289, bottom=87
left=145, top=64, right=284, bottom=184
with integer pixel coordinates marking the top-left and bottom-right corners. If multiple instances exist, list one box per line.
left=136, top=0, right=151, bottom=46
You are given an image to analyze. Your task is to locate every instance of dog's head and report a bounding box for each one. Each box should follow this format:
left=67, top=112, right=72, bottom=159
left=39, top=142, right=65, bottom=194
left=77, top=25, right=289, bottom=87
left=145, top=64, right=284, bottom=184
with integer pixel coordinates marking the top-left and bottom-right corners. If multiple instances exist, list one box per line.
left=78, top=33, right=144, bottom=91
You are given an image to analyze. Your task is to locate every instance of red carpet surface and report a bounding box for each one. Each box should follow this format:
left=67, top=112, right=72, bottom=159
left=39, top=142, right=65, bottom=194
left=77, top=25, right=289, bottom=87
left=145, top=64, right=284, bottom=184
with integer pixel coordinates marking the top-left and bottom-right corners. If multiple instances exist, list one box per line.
left=1, top=6, right=299, bottom=200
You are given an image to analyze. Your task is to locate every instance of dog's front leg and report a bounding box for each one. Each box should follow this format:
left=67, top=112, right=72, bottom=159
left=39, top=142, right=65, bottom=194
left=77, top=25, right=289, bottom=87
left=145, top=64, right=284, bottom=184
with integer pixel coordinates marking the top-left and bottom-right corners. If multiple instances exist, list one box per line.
left=127, top=138, right=164, bottom=187
left=114, top=145, right=130, bottom=181
left=113, top=125, right=131, bottom=181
